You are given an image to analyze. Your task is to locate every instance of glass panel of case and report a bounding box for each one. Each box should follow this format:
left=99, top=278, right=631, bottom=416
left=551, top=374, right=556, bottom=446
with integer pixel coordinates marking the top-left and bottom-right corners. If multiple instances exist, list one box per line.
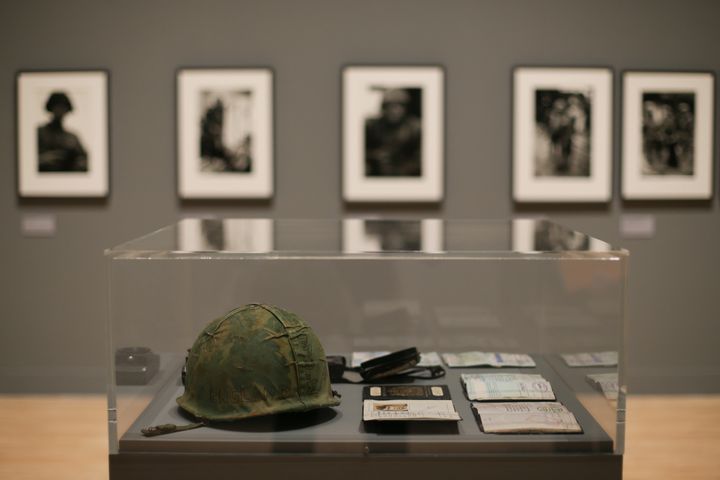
left=106, top=219, right=626, bottom=456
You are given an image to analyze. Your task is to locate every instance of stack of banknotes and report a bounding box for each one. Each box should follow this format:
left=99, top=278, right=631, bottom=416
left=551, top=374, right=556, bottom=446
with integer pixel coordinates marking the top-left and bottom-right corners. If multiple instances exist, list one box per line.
left=561, top=351, right=618, bottom=368
left=462, top=373, right=556, bottom=401
left=472, top=402, right=582, bottom=433
left=586, top=372, right=619, bottom=401
left=442, top=352, right=536, bottom=368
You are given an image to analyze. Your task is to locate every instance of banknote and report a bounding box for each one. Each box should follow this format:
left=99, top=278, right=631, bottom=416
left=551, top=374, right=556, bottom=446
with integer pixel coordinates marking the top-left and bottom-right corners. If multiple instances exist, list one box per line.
left=586, top=372, right=619, bottom=400
left=462, top=373, right=555, bottom=401
left=442, top=351, right=536, bottom=368
left=472, top=401, right=582, bottom=433
left=363, top=399, right=461, bottom=421
left=562, top=351, right=618, bottom=367
left=351, top=351, right=443, bottom=368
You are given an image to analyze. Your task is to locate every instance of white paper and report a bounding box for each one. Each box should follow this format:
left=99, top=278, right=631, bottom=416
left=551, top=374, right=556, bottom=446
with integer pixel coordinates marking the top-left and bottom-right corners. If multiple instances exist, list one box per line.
left=562, top=351, right=618, bottom=368
left=417, top=352, right=443, bottom=367
left=442, top=352, right=536, bottom=368
left=586, top=373, right=619, bottom=401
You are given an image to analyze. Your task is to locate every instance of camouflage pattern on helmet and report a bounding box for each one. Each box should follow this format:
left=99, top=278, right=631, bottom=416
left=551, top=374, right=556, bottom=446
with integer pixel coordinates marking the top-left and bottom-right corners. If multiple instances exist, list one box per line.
left=177, top=304, right=340, bottom=421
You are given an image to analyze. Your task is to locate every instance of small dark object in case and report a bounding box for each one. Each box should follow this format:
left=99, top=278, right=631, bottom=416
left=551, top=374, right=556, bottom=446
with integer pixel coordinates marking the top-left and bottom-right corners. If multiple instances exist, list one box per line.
left=359, top=347, right=420, bottom=380
left=115, top=347, right=159, bottom=385
left=326, top=355, right=347, bottom=383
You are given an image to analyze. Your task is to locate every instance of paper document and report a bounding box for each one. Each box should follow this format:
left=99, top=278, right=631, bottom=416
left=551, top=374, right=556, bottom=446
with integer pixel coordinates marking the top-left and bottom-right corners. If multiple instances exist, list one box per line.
left=363, top=399, right=461, bottom=421
left=562, top=351, right=618, bottom=367
left=472, top=401, right=582, bottom=433
left=417, top=351, right=443, bottom=367
left=586, top=373, right=619, bottom=401
left=442, top=351, right=536, bottom=368
left=462, top=373, right=555, bottom=401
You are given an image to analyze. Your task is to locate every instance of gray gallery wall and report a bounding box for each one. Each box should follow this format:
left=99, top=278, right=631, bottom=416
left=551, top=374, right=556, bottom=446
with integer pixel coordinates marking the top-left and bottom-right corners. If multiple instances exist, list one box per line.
left=1, top=0, right=719, bottom=394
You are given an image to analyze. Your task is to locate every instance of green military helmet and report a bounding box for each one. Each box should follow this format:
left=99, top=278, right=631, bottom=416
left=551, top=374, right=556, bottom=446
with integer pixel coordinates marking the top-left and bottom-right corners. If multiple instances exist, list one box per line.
left=177, top=303, right=340, bottom=422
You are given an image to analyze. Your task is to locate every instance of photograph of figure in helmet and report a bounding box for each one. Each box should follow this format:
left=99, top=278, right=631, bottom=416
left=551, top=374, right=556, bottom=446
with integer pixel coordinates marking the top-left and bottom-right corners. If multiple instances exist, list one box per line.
left=364, top=87, right=422, bottom=177
left=198, top=89, right=253, bottom=173
left=17, top=70, right=109, bottom=197
left=343, top=66, right=444, bottom=202
left=177, top=68, right=274, bottom=199
left=37, top=91, right=89, bottom=172
left=534, top=88, right=592, bottom=177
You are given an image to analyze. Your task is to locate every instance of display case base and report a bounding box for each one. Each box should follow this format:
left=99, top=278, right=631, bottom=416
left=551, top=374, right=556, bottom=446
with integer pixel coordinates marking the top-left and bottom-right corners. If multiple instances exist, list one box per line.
left=111, top=354, right=621, bottom=478
left=110, top=452, right=622, bottom=480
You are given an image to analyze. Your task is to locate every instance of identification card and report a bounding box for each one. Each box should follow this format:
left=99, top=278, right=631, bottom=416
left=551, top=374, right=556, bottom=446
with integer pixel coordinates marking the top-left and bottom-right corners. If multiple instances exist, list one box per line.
left=362, top=385, right=461, bottom=421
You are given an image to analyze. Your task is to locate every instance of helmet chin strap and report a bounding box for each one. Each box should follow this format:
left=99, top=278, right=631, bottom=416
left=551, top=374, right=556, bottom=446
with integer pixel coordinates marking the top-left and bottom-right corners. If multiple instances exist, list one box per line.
left=141, top=421, right=205, bottom=437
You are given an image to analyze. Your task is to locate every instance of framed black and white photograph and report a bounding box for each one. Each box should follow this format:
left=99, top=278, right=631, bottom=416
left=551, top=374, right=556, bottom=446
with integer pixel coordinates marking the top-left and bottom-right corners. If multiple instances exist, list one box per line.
left=177, top=68, right=273, bottom=199
left=513, top=67, right=612, bottom=202
left=343, top=219, right=443, bottom=253
left=17, top=70, right=109, bottom=197
left=342, top=66, right=444, bottom=202
left=622, top=71, right=714, bottom=199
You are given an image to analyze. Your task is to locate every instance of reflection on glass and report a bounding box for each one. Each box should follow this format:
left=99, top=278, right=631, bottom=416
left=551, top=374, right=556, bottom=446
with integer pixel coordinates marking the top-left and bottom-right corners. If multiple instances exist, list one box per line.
left=177, top=218, right=273, bottom=253
left=200, top=219, right=225, bottom=250
left=366, top=220, right=421, bottom=250
left=534, top=222, right=589, bottom=251
left=343, top=219, right=442, bottom=253
left=118, top=219, right=617, bottom=255
left=512, top=219, right=608, bottom=252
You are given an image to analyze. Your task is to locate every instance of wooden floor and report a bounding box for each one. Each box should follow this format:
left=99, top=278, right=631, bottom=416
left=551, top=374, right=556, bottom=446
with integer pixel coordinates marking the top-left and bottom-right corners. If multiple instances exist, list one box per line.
left=0, top=394, right=718, bottom=479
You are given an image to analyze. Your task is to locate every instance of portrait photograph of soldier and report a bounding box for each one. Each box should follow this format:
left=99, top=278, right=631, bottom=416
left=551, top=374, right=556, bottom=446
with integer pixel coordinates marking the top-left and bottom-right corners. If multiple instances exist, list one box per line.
left=198, top=89, right=253, bottom=173
left=36, top=91, right=88, bottom=172
left=534, top=88, right=592, bottom=177
left=641, top=92, right=694, bottom=175
left=17, top=70, right=109, bottom=197
left=343, top=66, right=443, bottom=202
left=364, top=87, right=422, bottom=177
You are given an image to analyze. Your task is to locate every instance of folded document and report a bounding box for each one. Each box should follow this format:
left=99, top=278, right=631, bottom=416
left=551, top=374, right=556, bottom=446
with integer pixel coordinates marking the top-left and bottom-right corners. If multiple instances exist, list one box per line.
left=472, top=402, right=582, bottom=433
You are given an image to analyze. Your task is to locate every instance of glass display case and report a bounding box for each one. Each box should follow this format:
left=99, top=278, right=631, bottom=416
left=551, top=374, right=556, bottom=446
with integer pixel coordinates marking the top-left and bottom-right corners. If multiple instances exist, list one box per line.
left=106, top=218, right=627, bottom=480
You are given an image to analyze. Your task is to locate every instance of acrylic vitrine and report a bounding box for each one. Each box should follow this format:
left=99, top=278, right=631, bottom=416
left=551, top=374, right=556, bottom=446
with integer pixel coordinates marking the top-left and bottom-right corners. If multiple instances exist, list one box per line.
left=106, top=219, right=627, bottom=480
